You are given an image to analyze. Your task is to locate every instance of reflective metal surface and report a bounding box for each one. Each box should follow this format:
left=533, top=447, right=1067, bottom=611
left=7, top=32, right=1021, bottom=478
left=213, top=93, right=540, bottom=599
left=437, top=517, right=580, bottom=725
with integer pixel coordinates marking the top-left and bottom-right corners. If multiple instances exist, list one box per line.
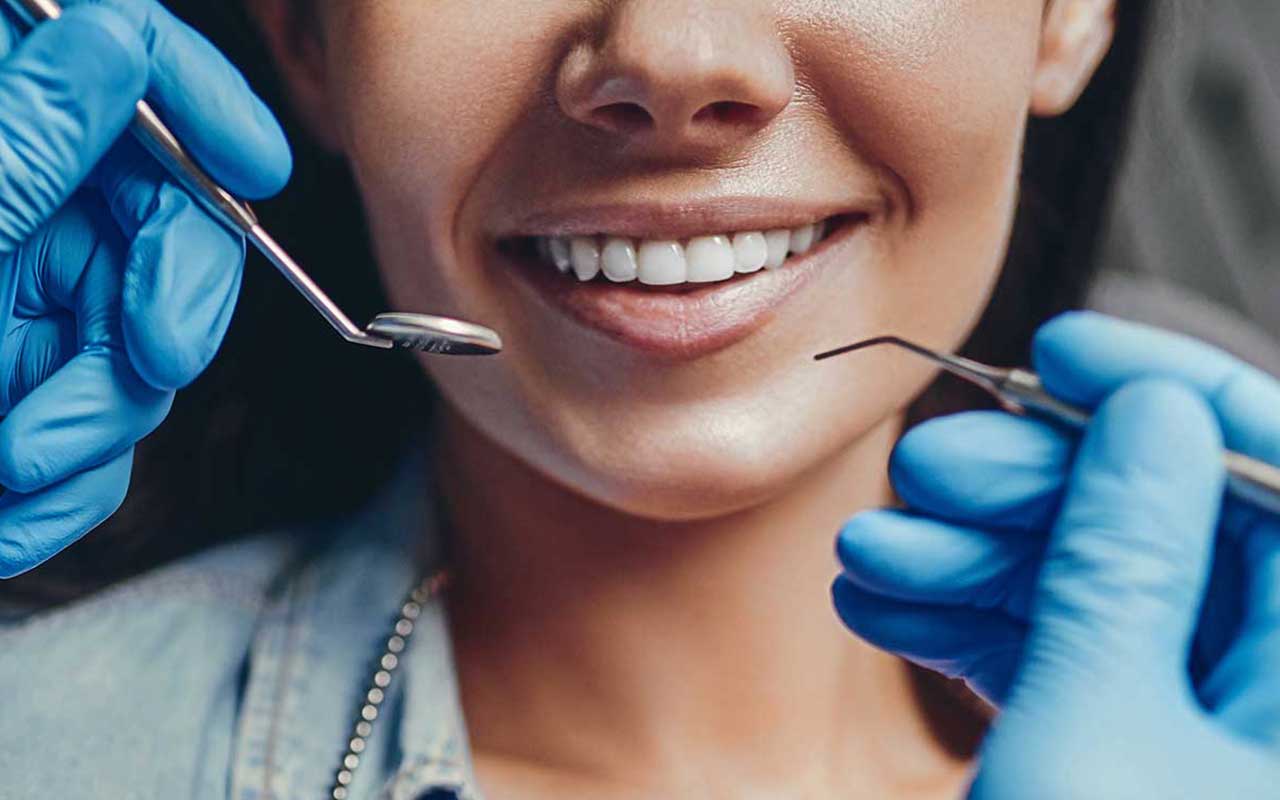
left=366, top=313, right=503, bottom=356
left=816, top=335, right=1280, bottom=515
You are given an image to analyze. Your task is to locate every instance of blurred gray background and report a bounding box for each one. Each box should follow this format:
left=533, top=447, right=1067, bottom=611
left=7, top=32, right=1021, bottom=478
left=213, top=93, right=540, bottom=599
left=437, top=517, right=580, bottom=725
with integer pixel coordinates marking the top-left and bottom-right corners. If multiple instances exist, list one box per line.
left=1091, top=2, right=1280, bottom=373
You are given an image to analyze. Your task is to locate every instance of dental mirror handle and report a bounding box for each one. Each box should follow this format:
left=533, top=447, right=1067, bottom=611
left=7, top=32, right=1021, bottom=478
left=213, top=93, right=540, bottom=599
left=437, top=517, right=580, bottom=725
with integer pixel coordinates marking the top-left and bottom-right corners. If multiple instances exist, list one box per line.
left=129, top=104, right=393, bottom=349
left=6, top=0, right=394, bottom=348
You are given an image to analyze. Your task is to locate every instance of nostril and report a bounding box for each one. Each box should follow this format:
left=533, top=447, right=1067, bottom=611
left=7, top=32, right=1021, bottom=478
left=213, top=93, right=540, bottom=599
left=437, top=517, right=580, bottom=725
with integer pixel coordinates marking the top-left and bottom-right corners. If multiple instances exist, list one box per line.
left=691, top=100, right=762, bottom=127
left=591, top=102, right=655, bottom=133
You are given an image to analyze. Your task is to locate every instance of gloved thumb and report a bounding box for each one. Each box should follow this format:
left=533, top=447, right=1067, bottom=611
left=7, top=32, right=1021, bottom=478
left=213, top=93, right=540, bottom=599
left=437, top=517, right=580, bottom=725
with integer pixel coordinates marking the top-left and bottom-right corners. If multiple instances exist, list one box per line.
left=0, top=5, right=146, bottom=254
left=1018, top=378, right=1224, bottom=690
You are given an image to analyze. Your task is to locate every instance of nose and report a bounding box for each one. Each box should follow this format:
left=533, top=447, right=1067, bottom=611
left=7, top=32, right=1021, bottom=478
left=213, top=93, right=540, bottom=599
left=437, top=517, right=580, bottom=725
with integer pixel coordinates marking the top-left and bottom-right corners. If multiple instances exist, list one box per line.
left=556, top=1, right=794, bottom=156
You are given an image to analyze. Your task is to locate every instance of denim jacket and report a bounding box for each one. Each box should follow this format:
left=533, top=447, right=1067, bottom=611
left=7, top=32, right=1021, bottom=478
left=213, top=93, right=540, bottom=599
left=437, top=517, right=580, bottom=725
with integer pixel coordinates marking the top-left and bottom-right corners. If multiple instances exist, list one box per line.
left=0, top=450, right=483, bottom=800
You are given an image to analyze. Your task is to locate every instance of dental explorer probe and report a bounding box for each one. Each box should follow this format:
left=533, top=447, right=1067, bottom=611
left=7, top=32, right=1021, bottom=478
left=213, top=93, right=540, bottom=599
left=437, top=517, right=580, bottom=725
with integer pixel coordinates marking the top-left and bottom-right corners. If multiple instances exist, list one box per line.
left=814, top=336, right=1280, bottom=517
left=4, top=0, right=502, bottom=356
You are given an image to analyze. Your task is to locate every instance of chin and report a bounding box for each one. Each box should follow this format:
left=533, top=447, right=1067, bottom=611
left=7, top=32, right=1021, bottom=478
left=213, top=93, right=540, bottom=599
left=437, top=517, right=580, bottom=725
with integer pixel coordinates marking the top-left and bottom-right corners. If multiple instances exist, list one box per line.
left=545, top=407, right=852, bottom=522
left=575, top=456, right=792, bottom=523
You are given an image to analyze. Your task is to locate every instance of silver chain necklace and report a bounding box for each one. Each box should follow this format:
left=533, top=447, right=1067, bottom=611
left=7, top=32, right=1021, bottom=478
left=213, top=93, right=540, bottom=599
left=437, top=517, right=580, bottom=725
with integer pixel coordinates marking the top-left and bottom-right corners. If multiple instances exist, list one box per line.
left=328, top=569, right=450, bottom=800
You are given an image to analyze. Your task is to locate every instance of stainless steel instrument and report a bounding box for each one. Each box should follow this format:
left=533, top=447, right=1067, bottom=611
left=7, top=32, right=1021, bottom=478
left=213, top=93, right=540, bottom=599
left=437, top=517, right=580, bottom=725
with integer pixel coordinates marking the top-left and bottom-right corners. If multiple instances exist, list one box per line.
left=815, top=335, right=1280, bottom=516
left=4, top=0, right=502, bottom=356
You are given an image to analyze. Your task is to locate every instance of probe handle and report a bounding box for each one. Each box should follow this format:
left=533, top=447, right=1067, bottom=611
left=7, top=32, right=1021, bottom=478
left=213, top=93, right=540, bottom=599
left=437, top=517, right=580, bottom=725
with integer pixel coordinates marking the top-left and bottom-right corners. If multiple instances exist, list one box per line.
left=1003, top=369, right=1280, bottom=517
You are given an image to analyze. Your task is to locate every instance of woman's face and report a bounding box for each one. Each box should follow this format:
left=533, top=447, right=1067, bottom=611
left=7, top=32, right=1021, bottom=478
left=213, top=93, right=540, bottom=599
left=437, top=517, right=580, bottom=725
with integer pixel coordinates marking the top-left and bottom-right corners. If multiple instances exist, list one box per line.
left=266, top=1, right=1113, bottom=519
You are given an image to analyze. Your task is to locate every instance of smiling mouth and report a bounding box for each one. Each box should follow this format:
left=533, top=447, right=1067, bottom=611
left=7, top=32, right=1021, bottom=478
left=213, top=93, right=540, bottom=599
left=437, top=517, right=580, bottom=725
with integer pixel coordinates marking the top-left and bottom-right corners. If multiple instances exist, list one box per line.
left=491, top=206, right=874, bottom=358
left=497, top=213, right=864, bottom=291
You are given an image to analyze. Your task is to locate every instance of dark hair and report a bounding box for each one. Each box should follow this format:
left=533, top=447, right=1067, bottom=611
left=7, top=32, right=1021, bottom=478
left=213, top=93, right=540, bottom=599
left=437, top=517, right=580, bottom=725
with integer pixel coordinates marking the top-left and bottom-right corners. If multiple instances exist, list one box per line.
left=3, top=2, right=1156, bottom=620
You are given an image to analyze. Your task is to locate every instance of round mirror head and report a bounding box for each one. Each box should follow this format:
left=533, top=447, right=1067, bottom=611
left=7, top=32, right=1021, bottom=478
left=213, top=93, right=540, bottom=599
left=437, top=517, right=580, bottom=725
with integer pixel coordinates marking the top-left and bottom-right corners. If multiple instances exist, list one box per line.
left=366, top=312, right=503, bottom=356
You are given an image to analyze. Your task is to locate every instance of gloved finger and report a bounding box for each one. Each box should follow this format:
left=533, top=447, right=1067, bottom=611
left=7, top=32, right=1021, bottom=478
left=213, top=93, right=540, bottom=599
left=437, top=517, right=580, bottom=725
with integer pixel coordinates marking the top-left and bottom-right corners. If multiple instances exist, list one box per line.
left=0, top=313, right=76, bottom=414
left=890, top=411, right=1073, bottom=532
left=1023, top=379, right=1224, bottom=686
left=0, top=348, right=171, bottom=493
left=72, top=0, right=292, bottom=199
left=0, top=200, right=172, bottom=491
left=832, top=577, right=1025, bottom=705
left=836, top=509, right=1041, bottom=618
left=6, top=194, right=140, bottom=358
left=124, top=184, right=243, bottom=390
left=8, top=193, right=111, bottom=319
left=1035, top=312, right=1280, bottom=475
left=1198, top=517, right=1280, bottom=748
left=0, top=4, right=146, bottom=254
left=97, top=149, right=243, bottom=389
left=0, top=449, right=132, bottom=579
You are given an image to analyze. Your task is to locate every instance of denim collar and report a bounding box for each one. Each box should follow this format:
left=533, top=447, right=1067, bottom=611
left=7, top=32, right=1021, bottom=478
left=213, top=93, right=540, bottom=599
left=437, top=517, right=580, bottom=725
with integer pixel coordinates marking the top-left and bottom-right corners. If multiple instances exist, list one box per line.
left=230, top=445, right=484, bottom=800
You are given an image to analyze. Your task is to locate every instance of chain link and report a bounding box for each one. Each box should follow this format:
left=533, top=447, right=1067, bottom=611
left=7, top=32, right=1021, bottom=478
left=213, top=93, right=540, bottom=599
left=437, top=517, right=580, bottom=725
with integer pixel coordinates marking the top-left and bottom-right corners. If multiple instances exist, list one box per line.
left=329, top=570, right=450, bottom=800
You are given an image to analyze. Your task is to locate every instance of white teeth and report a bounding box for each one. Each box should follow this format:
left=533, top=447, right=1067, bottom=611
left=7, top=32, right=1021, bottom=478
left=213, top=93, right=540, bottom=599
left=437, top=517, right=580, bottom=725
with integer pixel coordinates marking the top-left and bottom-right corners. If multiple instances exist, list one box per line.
left=764, top=229, right=790, bottom=270
left=685, top=235, right=736, bottom=283
left=601, top=236, right=638, bottom=282
left=789, top=224, right=816, bottom=255
left=637, top=240, right=686, bottom=285
left=570, top=236, right=600, bottom=281
left=549, top=237, right=572, bottom=273
left=532, top=219, right=835, bottom=285
left=732, top=231, right=768, bottom=273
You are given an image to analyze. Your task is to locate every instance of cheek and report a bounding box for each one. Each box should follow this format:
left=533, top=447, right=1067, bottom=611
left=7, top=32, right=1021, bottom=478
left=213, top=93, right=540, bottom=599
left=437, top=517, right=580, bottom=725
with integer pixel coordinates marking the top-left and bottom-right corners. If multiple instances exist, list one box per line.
left=800, top=0, right=1043, bottom=346
left=322, top=2, right=556, bottom=312
left=803, top=2, right=1042, bottom=202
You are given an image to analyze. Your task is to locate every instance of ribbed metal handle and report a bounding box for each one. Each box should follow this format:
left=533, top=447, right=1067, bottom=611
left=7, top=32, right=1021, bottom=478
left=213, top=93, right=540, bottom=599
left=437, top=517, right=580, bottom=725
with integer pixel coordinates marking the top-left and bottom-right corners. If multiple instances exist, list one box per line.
left=1002, top=369, right=1280, bottom=517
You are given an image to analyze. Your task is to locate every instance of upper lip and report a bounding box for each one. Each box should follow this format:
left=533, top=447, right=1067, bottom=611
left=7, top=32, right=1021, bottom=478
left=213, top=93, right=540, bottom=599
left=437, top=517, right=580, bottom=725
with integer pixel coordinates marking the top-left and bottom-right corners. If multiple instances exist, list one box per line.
left=490, top=196, right=881, bottom=241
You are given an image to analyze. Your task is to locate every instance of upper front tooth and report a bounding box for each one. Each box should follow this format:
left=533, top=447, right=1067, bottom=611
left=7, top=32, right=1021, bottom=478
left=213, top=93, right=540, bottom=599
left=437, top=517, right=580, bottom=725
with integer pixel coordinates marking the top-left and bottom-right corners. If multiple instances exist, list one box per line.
left=549, top=237, right=572, bottom=273
left=732, top=231, right=767, bottom=273
left=540, top=220, right=830, bottom=282
left=601, top=237, right=638, bottom=282
left=637, top=240, right=686, bottom=285
left=570, top=236, right=601, bottom=281
left=764, top=229, right=790, bottom=270
left=789, top=224, right=816, bottom=255
left=685, top=235, right=735, bottom=283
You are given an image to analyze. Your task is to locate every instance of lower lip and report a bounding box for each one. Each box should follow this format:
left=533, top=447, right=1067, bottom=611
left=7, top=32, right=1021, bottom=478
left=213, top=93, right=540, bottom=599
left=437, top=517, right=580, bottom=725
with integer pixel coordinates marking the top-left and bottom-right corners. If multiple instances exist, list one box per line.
left=498, top=220, right=866, bottom=359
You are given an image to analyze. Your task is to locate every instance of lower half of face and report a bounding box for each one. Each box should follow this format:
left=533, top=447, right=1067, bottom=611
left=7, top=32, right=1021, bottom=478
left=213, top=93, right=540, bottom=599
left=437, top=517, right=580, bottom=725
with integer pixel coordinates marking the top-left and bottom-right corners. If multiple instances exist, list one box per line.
left=322, top=1, right=1044, bottom=519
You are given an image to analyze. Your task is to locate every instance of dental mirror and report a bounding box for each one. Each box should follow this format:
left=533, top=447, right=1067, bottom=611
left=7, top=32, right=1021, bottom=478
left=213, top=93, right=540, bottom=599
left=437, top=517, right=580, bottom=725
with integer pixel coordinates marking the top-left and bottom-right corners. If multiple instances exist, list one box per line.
left=365, top=313, right=504, bottom=355
left=5, top=0, right=504, bottom=358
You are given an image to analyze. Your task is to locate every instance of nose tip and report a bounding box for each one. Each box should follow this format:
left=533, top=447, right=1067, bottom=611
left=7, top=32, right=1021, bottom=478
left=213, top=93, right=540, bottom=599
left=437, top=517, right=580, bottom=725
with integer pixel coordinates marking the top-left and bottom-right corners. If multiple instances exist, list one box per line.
left=556, top=3, right=794, bottom=153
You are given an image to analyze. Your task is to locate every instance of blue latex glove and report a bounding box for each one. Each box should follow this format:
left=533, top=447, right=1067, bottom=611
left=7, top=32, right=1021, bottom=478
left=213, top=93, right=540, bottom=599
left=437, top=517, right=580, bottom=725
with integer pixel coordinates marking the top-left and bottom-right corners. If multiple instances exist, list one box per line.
left=0, top=1, right=291, bottom=577
left=833, top=312, right=1280, bottom=797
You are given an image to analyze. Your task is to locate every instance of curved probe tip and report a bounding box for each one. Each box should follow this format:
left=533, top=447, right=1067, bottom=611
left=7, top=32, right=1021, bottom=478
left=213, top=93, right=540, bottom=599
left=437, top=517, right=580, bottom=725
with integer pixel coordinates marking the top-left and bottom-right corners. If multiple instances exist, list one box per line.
left=813, top=336, right=911, bottom=361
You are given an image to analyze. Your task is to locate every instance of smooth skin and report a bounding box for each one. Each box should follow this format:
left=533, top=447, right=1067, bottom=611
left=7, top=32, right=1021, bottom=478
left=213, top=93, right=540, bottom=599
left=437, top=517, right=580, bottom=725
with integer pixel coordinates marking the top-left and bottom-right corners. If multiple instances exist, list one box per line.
left=0, top=0, right=290, bottom=575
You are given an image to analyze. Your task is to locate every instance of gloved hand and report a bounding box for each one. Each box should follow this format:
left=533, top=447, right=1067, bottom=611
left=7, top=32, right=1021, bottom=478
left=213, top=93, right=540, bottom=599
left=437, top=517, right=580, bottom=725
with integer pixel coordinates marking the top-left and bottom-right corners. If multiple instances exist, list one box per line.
left=832, top=312, right=1280, bottom=798
left=0, top=0, right=291, bottom=577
